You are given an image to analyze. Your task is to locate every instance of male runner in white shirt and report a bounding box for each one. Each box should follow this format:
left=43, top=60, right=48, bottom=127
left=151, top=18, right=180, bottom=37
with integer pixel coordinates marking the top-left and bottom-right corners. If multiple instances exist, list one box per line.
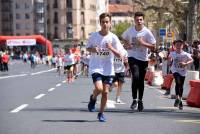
left=122, top=11, right=156, bottom=111
left=87, top=12, right=123, bottom=122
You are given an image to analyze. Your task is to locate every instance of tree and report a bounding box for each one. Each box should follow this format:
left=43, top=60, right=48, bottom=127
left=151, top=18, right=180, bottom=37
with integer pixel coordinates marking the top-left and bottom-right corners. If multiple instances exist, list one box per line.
left=132, top=0, right=200, bottom=44
left=111, top=22, right=132, bottom=39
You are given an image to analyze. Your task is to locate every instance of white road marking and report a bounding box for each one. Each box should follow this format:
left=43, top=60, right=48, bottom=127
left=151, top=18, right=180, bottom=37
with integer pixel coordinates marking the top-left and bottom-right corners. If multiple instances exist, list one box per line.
left=157, top=106, right=200, bottom=112
left=48, top=88, right=55, bottom=92
left=115, top=101, right=126, bottom=105
left=56, top=83, right=61, bottom=87
left=0, top=68, right=56, bottom=79
left=176, top=120, right=200, bottom=124
left=0, top=74, right=28, bottom=80
left=10, top=104, right=28, bottom=113
left=106, top=100, right=116, bottom=108
left=62, top=80, right=66, bottom=83
left=97, top=99, right=125, bottom=109
left=30, top=68, right=56, bottom=75
left=34, top=94, right=46, bottom=99
left=157, top=89, right=165, bottom=94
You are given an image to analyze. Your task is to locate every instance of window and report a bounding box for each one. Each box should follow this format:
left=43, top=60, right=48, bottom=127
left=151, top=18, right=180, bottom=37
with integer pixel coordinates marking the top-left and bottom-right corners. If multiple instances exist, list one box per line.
left=16, top=24, right=21, bottom=29
left=112, top=20, right=116, bottom=26
left=81, top=12, right=85, bottom=24
left=16, top=13, right=21, bottom=19
left=25, top=13, right=30, bottom=19
left=54, top=12, right=58, bottom=24
left=54, top=27, right=58, bottom=38
left=89, top=4, right=96, bottom=11
left=25, top=24, right=31, bottom=29
left=25, top=3, right=29, bottom=9
left=81, top=27, right=85, bottom=39
left=66, top=12, right=72, bottom=24
left=80, top=0, right=84, bottom=8
left=66, top=0, right=72, bottom=8
left=53, top=0, right=58, bottom=8
left=66, top=25, right=73, bottom=38
left=16, top=3, right=20, bottom=9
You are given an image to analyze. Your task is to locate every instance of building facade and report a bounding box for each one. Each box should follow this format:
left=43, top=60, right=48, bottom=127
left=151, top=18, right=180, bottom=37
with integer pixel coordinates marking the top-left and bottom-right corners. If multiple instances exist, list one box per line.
left=12, top=0, right=35, bottom=36
left=0, top=0, right=108, bottom=48
left=109, top=4, right=134, bottom=27
left=0, top=0, right=13, bottom=35
left=49, top=0, right=108, bottom=48
left=109, top=0, right=133, bottom=4
left=34, top=0, right=46, bottom=36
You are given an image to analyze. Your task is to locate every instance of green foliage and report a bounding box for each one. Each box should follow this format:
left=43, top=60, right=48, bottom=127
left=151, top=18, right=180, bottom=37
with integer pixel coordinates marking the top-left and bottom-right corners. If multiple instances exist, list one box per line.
left=111, top=22, right=132, bottom=39
left=153, top=22, right=165, bottom=31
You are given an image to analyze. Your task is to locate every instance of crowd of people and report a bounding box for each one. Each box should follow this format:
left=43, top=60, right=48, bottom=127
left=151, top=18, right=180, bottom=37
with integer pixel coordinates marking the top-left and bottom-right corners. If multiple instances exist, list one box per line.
left=86, top=12, right=199, bottom=122
left=0, top=11, right=200, bottom=123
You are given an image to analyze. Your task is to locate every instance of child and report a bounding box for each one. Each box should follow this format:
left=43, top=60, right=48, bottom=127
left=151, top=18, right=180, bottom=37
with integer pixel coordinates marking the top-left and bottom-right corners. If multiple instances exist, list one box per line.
left=56, top=55, right=63, bottom=76
left=63, top=48, right=75, bottom=83
left=113, top=48, right=128, bottom=103
left=168, top=39, right=193, bottom=110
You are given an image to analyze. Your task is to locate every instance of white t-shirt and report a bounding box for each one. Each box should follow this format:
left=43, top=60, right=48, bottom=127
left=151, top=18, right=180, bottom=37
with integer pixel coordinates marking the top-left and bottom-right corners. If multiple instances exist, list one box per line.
left=63, top=54, right=75, bottom=66
left=122, top=26, right=156, bottom=61
left=114, top=48, right=128, bottom=73
left=57, top=57, right=63, bottom=66
left=84, top=54, right=90, bottom=65
left=86, top=31, right=123, bottom=76
left=170, top=51, right=192, bottom=76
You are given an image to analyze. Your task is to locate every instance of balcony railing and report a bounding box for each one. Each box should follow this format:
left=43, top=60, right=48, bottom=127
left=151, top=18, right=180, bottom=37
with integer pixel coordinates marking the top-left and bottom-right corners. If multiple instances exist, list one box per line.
left=35, top=7, right=44, bottom=13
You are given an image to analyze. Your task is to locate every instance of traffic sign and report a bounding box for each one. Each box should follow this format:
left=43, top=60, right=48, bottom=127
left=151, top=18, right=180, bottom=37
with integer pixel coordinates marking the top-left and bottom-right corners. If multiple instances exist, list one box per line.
left=159, top=28, right=166, bottom=37
left=167, top=32, right=172, bottom=37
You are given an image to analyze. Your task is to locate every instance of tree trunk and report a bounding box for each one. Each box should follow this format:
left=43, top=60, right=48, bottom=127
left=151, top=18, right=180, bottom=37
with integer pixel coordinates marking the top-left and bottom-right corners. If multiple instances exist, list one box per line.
left=187, top=0, right=198, bottom=44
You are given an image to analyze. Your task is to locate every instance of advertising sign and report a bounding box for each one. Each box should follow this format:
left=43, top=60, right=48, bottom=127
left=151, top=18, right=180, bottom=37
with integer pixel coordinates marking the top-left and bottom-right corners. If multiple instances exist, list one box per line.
left=6, top=39, right=36, bottom=46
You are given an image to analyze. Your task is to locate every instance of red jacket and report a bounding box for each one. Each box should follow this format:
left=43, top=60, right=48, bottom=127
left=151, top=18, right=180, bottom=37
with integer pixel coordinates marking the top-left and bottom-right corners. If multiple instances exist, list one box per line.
left=2, top=54, right=9, bottom=63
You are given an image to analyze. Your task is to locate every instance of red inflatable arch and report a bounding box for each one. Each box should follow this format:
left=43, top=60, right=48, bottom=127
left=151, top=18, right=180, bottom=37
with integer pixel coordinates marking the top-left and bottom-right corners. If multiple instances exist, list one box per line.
left=0, top=35, right=53, bottom=56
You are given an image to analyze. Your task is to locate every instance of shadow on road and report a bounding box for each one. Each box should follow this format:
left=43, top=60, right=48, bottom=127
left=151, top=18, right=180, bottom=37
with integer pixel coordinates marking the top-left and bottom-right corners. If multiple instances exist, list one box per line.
left=105, top=108, right=200, bottom=120
left=42, top=119, right=97, bottom=123
left=24, top=107, right=200, bottom=120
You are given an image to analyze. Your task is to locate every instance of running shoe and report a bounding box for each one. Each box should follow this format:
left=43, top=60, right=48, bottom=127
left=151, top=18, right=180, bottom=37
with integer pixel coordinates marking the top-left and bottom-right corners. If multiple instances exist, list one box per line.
left=88, top=95, right=96, bottom=112
left=130, top=100, right=137, bottom=110
left=179, top=100, right=183, bottom=110
left=174, top=99, right=180, bottom=107
left=138, top=100, right=144, bottom=112
left=116, top=97, right=122, bottom=103
left=97, top=113, right=106, bottom=122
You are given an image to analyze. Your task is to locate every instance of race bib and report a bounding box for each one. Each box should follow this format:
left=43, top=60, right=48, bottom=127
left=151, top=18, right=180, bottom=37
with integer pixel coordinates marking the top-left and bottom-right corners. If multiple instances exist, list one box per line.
left=96, top=49, right=110, bottom=59
left=114, top=58, right=123, bottom=64
left=131, top=37, right=139, bottom=51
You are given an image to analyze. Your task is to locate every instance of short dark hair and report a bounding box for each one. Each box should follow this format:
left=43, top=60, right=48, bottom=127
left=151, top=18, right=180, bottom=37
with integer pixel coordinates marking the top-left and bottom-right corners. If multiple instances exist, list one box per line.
left=173, top=39, right=184, bottom=45
left=193, top=40, right=199, bottom=44
left=99, top=12, right=111, bottom=22
left=134, top=11, right=145, bottom=18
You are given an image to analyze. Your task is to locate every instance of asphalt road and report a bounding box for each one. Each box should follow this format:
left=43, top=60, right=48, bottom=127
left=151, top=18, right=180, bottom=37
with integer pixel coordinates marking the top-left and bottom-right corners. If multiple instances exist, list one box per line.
left=0, top=60, right=200, bottom=134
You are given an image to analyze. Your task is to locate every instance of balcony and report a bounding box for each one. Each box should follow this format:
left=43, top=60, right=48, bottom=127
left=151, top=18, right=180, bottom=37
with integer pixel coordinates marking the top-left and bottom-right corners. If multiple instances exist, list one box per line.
left=36, top=27, right=44, bottom=33
left=35, top=8, right=44, bottom=13
left=37, top=18, right=44, bottom=23
left=35, top=0, right=44, bottom=2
